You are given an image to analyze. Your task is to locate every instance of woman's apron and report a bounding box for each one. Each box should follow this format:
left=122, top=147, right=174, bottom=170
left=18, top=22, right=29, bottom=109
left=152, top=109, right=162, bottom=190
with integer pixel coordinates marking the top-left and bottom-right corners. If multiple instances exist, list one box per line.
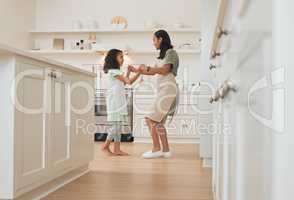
left=146, top=61, right=179, bottom=123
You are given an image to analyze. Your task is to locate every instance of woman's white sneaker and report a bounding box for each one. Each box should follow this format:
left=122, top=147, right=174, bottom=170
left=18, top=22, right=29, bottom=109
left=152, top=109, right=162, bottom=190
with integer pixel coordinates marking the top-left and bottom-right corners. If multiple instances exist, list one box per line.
left=142, top=150, right=163, bottom=159
left=162, top=151, right=172, bottom=158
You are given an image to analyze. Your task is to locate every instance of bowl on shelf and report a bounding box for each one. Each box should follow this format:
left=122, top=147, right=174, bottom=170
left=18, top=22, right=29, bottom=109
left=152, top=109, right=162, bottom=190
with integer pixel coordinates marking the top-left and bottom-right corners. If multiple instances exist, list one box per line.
left=144, top=20, right=164, bottom=30
left=72, top=20, right=84, bottom=29
left=111, top=16, right=128, bottom=30
left=173, top=21, right=191, bottom=29
left=85, top=20, right=99, bottom=29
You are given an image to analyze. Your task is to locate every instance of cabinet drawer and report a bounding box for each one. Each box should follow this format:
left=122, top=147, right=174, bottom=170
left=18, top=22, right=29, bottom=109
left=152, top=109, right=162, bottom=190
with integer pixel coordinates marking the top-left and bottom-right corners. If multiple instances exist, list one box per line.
left=171, top=117, right=199, bottom=138
left=179, top=94, right=198, bottom=105
left=177, top=104, right=198, bottom=116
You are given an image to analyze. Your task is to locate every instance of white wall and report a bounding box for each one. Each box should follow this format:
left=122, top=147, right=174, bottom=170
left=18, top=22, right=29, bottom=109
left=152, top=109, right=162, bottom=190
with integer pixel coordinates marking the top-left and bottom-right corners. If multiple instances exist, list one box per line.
left=33, top=0, right=202, bottom=90
left=273, top=0, right=294, bottom=199
left=0, top=0, right=36, bottom=49
left=36, top=0, right=201, bottom=30
left=200, top=0, right=217, bottom=83
left=198, top=0, right=218, bottom=165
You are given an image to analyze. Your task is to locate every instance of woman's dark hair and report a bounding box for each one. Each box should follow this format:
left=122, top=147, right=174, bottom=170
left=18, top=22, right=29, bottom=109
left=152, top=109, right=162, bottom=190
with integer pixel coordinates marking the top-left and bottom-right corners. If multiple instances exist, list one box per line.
left=103, top=49, right=123, bottom=73
left=154, top=30, right=173, bottom=59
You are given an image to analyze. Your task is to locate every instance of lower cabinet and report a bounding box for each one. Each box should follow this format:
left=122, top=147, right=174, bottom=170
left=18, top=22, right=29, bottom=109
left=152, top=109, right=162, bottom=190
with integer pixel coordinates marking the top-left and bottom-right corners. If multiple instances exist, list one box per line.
left=14, top=62, right=50, bottom=191
left=12, top=58, right=94, bottom=197
left=50, top=71, right=73, bottom=174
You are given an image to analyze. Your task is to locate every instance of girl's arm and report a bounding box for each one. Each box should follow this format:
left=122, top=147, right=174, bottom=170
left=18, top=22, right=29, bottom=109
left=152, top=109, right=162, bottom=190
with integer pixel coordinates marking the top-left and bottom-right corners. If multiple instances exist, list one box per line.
left=126, top=65, right=132, bottom=78
left=115, top=72, right=141, bottom=85
left=139, top=64, right=172, bottom=76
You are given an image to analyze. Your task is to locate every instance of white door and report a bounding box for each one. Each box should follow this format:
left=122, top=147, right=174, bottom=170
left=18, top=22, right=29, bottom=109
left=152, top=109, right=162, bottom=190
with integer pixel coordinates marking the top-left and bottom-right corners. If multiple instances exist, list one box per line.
left=49, top=71, right=73, bottom=174
left=14, top=63, right=50, bottom=189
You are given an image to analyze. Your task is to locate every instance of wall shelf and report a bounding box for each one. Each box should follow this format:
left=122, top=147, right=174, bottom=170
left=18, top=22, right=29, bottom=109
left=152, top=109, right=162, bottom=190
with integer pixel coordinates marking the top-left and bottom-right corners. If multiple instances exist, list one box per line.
left=28, top=49, right=201, bottom=55
left=30, top=28, right=201, bottom=34
left=29, top=50, right=96, bottom=54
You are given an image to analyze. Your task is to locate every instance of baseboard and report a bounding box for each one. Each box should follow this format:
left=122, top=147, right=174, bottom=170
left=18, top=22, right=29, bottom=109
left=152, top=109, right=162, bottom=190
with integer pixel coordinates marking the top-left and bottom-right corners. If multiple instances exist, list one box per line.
left=134, top=137, right=200, bottom=144
left=16, top=165, right=90, bottom=200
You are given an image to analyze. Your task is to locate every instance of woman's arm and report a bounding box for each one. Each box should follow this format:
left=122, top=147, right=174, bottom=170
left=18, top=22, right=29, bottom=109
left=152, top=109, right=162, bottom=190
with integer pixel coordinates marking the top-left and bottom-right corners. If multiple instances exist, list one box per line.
left=139, top=64, right=172, bottom=76
left=128, top=64, right=156, bottom=75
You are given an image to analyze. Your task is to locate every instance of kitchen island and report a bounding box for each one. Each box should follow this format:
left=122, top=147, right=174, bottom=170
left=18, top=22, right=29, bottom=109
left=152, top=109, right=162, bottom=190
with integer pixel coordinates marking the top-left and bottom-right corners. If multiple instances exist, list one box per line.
left=0, top=44, right=96, bottom=199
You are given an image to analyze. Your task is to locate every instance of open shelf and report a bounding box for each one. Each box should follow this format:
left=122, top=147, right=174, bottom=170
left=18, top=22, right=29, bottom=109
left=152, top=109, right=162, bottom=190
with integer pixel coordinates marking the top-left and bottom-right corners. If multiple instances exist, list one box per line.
left=28, top=49, right=201, bottom=55
left=30, top=28, right=201, bottom=34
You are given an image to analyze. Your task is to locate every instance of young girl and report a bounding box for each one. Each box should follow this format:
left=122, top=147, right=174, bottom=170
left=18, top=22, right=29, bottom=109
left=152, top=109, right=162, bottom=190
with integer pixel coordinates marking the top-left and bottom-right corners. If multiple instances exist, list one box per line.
left=101, top=49, right=141, bottom=156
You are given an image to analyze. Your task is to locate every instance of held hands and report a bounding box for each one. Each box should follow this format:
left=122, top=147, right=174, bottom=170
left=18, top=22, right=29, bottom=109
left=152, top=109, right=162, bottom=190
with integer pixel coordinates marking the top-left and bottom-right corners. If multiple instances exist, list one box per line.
left=126, top=65, right=143, bottom=85
left=138, top=64, right=146, bottom=73
left=127, top=65, right=135, bottom=72
left=128, top=65, right=139, bottom=73
left=128, top=65, right=146, bottom=73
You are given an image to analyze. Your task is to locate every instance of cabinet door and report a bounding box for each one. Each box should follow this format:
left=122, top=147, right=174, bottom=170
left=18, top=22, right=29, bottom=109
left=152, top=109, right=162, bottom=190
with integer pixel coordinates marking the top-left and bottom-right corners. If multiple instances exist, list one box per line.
left=214, top=1, right=274, bottom=200
left=231, top=1, right=273, bottom=200
left=49, top=71, right=73, bottom=174
left=71, top=74, right=95, bottom=167
left=14, top=63, right=50, bottom=190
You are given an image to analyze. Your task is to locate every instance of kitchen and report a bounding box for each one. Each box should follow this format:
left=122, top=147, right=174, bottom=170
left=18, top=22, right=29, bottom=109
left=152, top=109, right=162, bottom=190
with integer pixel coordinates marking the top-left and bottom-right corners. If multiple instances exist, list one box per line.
left=0, top=0, right=293, bottom=200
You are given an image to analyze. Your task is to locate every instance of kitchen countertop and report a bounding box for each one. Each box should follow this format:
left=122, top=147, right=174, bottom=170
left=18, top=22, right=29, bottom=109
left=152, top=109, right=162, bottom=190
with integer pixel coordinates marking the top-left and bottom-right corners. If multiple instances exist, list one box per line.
left=0, top=43, right=96, bottom=77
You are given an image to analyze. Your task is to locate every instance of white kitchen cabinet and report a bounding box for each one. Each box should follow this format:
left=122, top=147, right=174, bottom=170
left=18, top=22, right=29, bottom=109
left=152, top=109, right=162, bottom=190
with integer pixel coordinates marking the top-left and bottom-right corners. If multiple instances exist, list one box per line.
left=71, top=73, right=95, bottom=167
left=14, top=62, right=50, bottom=191
left=14, top=62, right=75, bottom=191
left=210, top=0, right=275, bottom=200
left=50, top=71, right=73, bottom=174
left=0, top=44, right=95, bottom=199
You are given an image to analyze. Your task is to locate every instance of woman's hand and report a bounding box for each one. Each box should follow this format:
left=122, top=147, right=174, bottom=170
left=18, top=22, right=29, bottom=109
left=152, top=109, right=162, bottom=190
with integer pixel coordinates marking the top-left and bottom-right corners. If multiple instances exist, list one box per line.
left=128, top=65, right=142, bottom=73
left=138, top=64, right=146, bottom=73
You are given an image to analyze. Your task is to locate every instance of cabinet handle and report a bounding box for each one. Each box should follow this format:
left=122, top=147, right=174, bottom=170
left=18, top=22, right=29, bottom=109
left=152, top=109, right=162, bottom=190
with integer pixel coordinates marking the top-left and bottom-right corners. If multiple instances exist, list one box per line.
left=217, top=27, right=229, bottom=39
left=182, top=124, right=188, bottom=128
left=48, top=72, right=53, bottom=78
left=219, top=80, right=236, bottom=99
left=48, top=71, right=57, bottom=78
left=209, top=64, right=217, bottom=70
left=209, top=89, right=221, bottom=104
left=211, top=51, right=221, bottom=59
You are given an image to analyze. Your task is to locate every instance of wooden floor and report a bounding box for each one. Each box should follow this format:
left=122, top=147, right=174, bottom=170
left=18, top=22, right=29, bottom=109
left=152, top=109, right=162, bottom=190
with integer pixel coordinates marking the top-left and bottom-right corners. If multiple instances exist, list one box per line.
left=43, top=143, right=213, bottom=200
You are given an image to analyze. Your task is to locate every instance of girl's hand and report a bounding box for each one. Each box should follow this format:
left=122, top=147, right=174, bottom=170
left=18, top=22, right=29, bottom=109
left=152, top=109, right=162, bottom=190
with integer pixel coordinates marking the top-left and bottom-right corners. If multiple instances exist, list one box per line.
left=127, top=65, right=134, bottom=72
left=128, top=65, right=137, bottom=72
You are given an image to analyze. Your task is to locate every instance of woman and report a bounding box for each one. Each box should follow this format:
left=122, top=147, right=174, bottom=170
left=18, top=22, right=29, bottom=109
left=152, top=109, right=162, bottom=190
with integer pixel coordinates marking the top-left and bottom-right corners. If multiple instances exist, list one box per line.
left=133, top=30, right=179, bottom=159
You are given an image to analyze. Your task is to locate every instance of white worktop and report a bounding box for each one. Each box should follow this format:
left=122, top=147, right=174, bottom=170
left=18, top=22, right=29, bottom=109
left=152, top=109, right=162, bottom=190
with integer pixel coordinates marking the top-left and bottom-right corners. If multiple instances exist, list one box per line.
left=0, top=43, right=96, bottom=77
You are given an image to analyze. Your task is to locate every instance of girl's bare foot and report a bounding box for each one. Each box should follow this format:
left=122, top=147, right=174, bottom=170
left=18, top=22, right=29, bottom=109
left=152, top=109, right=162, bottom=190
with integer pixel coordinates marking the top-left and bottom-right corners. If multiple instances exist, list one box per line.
left=101, top=140, right=114, bottom=156
left=113, top=142, right=129, bottom=156
left=101, top=146, right=114, bottom=156
left=113, top=150, right=130, bottom=156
